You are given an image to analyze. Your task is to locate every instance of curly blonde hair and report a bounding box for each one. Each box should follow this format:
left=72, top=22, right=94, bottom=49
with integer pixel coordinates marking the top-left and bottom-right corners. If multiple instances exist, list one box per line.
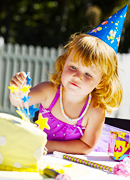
left=49, top=33, right=122, bottom=113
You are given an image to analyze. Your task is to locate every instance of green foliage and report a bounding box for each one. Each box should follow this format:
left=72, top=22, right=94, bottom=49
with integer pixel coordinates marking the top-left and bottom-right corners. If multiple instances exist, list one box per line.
left=0, top=0, right=130, bottom=52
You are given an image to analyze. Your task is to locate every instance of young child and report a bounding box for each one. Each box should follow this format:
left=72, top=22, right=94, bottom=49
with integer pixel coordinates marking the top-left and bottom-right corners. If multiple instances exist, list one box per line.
left=9, top=6, right=127, bottom=155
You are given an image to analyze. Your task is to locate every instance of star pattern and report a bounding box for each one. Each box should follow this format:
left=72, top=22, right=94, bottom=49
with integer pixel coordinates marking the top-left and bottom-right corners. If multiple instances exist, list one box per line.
left=29, top=105, right=39, bottom=118
left=8, top=85, right=19, bottom=93
left=9, top=72, right=39, bottom=124
left=20, top=85, right=31, bottom=93
left=26, top=72, right=32, bottom=86
left=35, top=113, right=50, bottom=131
left=22, top=96, right=31, bottom=103
left=16, top=108, right=30, bottom=122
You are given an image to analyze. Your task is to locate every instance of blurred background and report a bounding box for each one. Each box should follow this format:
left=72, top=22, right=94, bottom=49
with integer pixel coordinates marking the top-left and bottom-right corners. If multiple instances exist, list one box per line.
left=0, top=0, right=130, bottom=52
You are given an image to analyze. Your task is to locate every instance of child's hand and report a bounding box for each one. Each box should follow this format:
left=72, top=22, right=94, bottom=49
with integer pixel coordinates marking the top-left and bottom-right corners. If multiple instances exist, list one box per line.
left=9, top=72, right=27, bottom=100
left=9, top=72, right=27, bottom=88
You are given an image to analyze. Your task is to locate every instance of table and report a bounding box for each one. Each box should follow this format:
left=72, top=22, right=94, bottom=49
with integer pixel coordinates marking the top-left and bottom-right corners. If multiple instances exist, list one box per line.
left=0, top=152, right=129, bottom=180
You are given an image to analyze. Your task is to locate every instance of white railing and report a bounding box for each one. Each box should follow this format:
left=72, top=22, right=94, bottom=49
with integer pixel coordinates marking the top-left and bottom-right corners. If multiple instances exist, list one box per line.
left=0, top=44, right=130, bottom=119
left=0, top=44, right=63, bottom=116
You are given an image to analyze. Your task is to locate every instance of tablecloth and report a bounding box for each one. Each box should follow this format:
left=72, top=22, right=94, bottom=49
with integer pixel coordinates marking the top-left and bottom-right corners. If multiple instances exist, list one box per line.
left=0, top=151, right=130, bottom=180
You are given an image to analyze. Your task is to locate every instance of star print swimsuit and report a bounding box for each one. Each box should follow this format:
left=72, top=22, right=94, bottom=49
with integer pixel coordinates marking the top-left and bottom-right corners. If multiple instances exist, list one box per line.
left=39, top=85, right=90, bottom=141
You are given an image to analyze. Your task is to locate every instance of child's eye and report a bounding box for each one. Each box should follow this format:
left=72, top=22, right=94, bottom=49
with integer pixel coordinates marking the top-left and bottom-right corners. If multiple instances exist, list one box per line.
left=85, top=73, right=91, bottom=77
left=71, top=66, right=77, bottom=70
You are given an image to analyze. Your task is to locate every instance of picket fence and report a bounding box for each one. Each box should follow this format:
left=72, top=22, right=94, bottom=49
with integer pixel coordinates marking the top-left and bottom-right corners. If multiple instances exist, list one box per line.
left=0, top=44, right=63, bottom=116
left=0, top=43, right=130, bottom=119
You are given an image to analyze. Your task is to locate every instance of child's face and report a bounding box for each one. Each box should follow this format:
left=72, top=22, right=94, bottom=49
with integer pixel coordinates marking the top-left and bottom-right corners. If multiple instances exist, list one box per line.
left=61, top=53, right=102, bottom=96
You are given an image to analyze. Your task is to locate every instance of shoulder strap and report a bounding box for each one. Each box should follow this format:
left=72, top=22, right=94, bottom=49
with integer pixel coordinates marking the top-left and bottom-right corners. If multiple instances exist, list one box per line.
left=48, top=85, right=60, bottom=111
left=77, top=95, right=90, bottom=126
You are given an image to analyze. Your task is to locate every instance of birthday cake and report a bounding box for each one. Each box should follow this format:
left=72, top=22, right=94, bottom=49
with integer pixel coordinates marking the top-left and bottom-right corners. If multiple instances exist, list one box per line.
left=0, top=113, right=47, bottom=170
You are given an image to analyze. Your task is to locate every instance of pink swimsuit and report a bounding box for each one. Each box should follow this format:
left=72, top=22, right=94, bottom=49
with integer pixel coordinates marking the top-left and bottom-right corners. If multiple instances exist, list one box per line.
left=39, top=85, right=90, bottom=141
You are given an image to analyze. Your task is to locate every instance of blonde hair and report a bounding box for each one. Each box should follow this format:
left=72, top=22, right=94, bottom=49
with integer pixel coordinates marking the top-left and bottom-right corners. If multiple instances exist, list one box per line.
left=50, top=33, right=122, bottom=113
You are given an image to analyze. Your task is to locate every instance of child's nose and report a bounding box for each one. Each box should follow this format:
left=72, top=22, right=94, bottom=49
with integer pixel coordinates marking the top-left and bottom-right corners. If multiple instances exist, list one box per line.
left=73, top=71, right=83, bottom=80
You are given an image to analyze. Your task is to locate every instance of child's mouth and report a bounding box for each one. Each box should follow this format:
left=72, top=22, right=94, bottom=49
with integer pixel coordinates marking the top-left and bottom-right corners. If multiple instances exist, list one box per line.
left=70, top=82, right=79, bottom=87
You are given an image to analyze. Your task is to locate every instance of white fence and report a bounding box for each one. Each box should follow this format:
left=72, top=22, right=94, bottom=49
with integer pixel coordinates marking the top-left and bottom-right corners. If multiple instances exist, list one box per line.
left=0, top=44, right=63, bottom=116
left=106, top=53, right=130, bottom=120
left=0, top=44, right=130, bottom=119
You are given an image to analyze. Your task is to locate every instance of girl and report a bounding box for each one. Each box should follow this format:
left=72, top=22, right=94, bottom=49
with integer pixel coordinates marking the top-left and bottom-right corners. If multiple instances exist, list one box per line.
left=9, top=33, right=122, bottom=155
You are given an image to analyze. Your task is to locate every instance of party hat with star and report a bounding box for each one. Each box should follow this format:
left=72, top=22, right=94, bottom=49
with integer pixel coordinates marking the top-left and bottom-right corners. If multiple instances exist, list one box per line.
left=87, top=5, right=128, bottom=53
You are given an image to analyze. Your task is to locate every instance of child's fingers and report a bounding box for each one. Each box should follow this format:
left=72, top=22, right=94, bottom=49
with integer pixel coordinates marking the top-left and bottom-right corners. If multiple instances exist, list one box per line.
left=9, top=72, right=27, bottom=87
left=18, top=71, right=27, bottom=80
left=9, top=79, right=19, bottom=87
left=16, top=72, right=27, bottom=84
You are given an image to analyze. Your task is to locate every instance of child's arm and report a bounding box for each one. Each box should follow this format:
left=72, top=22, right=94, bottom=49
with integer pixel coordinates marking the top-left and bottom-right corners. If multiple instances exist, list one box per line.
left=80, top=106, right=105, bottom=154
left=46, top=106, right=105, bottom=155
left=9, top=72, right=52, bottom=107
left=46, top=139, right=93, bottom=154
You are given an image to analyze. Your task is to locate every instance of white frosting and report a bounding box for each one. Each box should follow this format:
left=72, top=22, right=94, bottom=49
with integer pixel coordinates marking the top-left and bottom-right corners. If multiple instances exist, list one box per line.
left=14, top=162, right=22, bottom=168
left=0, top=136, right=7, bottom=146
left=0, top=153, right=3, bottom=164
left=34, top=147, right=43, bottom=160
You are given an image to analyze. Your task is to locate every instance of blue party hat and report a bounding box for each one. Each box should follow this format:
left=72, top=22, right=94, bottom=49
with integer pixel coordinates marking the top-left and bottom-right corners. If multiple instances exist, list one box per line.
left=87, top=5, right=128, bottom=53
